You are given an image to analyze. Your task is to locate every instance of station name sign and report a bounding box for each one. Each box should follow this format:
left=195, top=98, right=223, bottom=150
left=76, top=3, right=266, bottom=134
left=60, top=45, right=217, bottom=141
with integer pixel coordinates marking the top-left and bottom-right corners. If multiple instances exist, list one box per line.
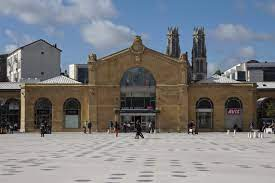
left=227, top=108, right=241, bottom=115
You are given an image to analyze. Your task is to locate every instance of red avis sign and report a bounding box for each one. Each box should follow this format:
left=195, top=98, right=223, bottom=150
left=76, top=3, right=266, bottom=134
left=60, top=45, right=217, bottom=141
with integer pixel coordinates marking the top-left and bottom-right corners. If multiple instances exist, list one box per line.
left=227, top=108, right=241, bottom=115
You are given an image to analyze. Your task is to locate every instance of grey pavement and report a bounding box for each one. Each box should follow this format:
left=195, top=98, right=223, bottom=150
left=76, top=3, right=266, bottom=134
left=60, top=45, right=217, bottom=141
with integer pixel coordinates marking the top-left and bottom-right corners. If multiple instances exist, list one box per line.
left=0, top=132, right=275, bottom=183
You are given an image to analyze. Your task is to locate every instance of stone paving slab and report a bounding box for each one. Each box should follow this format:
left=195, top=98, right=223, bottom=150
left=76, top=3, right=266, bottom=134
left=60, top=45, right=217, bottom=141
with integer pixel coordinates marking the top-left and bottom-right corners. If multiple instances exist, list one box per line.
left=0, top=132, right=275, bottom=183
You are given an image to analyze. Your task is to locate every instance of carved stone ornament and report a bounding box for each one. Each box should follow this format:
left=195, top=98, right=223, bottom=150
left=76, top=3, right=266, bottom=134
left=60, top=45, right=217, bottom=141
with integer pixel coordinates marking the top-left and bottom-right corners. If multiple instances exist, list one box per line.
left=88, top=53, right=97, bottom=62
left=130, top=36, right=145, bottom=55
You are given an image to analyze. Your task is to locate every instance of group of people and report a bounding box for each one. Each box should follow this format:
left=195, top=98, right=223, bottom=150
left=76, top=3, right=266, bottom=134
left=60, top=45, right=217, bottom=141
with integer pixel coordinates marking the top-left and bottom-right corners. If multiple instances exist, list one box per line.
left=0, top=120, right=18, bottom=134
left=106, top=120, right=148, bottom=139
left=82, top=121, right=93, bottom=134
left=187, top=120, right=198, bottom=135
left=39, top=120, right=51, bottom=137
left=249, top=120, right=275, bottom=134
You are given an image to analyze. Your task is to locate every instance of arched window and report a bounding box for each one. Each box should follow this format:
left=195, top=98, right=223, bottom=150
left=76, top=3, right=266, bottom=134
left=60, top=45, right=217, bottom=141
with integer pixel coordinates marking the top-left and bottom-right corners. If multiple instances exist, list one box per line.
left=196, top=98, right=213, bottom=128
left=225, top=97, right=242, bottom=109
left=34, top=98, right=52, bottom=129
left=120, top=67, right=156, bottom=110
left=63, top=98, right=81, bottom=128
left=0, top=98, right=20, bottom=131
left=224, top=97, right=243, bottom=129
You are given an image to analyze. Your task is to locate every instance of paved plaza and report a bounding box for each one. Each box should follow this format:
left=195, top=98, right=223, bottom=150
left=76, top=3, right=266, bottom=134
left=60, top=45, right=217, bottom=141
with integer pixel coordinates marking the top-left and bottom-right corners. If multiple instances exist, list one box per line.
left=0, top=132, right=275, bottom=183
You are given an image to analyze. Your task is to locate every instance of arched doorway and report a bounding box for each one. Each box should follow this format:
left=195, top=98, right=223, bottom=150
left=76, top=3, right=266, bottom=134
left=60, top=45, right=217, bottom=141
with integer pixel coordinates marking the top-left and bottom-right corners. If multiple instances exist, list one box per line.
left=224, top=97, right=243, bottom=130
left=34, top=98, right=52, bottom=129
left=63, top=98, right=81, bottom=129
left=196, top=98, right=213, bottom=129
left=120, top=67, right=156, bottom=132
left=257, top=97, right=275, bottom=129
left=0, top=98, right=20, bottom=131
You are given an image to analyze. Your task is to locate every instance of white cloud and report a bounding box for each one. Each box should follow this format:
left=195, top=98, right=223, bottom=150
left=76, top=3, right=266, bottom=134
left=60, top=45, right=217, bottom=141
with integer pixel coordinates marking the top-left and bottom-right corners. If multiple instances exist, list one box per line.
left=43, top=26, right=64, bottom=38
left=81, top=20, right=136, bottom=49
left=213, top=24, right=272, bottom=42
left=0, top=0, right=116, bottom=25
left=239, top=46, right=256, bottom=58
left=3, top=29, right=34, bottom=53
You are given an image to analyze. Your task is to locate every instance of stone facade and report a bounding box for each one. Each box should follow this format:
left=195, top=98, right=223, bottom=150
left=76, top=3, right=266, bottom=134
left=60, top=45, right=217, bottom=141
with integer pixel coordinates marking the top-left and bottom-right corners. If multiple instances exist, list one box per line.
left=18, top=36, right=259, bottom=132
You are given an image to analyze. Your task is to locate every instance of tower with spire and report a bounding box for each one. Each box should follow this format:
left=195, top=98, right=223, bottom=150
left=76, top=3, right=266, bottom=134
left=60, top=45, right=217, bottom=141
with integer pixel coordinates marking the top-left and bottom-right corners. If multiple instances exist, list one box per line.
left=192, top=27, right=207, bottom=81
left=166, top=27, right=181, bottom=58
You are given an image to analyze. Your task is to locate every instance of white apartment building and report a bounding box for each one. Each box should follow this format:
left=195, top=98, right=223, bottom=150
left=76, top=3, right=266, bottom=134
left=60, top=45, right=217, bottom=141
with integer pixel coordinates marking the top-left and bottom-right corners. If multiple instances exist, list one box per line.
left=7, top=39, right=61, bottom=82
left=69, top=64, right=88, bottom=83
left=223, top=60, right=275, bottom=82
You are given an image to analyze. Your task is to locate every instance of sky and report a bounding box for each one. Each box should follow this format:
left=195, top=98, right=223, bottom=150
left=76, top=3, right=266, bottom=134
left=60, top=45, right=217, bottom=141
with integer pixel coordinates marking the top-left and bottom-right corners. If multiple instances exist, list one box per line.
left=0, top=0, right=275, bottom=74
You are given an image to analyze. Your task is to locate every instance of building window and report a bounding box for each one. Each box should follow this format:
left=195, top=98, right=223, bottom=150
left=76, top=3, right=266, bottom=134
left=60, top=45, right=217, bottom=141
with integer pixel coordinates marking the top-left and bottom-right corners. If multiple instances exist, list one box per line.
left=196, top=98, right=213, bottom=128
left=264, top=71, right=275, bottom=81
left=63, top=98, right=81, bottom=128
left=120, top=67, right=156, bottom=110
left=237, top=71, right=246, bottom=81
left=224, top=97, right=243, bottom=129
left=41, top=72, right=44, bottom=75
left=34, top=98, right=52, bottom=129
left=0, top=98, right=20, bottom=131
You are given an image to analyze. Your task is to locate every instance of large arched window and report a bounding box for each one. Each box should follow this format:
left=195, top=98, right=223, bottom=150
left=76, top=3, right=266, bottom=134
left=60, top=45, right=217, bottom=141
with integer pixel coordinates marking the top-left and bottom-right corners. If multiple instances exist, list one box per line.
left=224, top=97, right=243, bottom=129
left=34, top=98, right=52, bottom=129
left=0, top=98, right=20, bottom=131
left=63, top=98, right=81, bottom=128
left=120, top=67, right=156, bottom=110
left=196, top=98, right=213, bottom=128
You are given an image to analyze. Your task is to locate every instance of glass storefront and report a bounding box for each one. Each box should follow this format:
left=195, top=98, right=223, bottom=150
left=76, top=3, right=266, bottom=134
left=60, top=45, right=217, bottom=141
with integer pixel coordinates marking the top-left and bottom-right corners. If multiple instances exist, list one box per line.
left=120, top=67, right=157, bottom=132
left=34, top=98, right=52, bottom=129
left=196, top=98, right=213, bottom=129
left=224, top=97, right=243, bottom=129
left=0, top=98, right=20, bottom=131
left=63, top=98, right=81, bottom=129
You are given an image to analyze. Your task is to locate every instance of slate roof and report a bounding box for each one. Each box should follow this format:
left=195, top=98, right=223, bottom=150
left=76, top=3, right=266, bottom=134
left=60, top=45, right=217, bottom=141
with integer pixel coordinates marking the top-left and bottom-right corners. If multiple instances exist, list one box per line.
left=39, top=75, right=81, bottom=84
left=9, top=39, right=62, bottom=55
left=0, top=82, right=21, bottom=90
left=197, top=74, right=241, bottom=84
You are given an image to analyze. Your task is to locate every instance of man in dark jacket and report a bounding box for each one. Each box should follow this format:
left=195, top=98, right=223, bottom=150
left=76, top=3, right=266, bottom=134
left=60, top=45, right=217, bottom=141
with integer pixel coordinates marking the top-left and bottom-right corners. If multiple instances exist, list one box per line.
left=87, top=121, right=92, bottom=134
left=40, top=121, right=45, bottom=137
left=135, top=121, right=144, bottom=139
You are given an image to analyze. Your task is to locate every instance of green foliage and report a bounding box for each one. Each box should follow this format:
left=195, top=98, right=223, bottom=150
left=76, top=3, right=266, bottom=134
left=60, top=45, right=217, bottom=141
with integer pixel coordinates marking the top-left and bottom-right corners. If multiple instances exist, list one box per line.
left=265, top=102, right=275, bottom=117
left=214, top=70, right=223, bottom=76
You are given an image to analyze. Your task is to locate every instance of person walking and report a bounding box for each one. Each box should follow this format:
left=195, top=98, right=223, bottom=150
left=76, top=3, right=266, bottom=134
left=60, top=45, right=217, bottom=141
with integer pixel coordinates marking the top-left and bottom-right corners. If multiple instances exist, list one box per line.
left=40, top=121, right=45, bottom=137
left=87, top=121, right=92, bottom=134
left=151, top=120, right=155, bottom=133
left=83, top=121, right=87, bottom=134
left=9, top=122, right=14, bottom=134
left=123, top=122, right=127, bottom=133
left=249, top=120, right=255, bottom=132
left=148, top=120, right=152, bottom=133
left=114, top=121, right=119, bottom=137
left=135, top=121, right=144, bottom=139
left=108, top=120, right=113, bottom=133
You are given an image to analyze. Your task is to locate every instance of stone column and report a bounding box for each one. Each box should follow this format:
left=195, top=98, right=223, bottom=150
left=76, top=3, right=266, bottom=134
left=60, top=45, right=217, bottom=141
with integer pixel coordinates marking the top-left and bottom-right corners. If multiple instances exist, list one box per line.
left=20, top=86, right=26, bottom=133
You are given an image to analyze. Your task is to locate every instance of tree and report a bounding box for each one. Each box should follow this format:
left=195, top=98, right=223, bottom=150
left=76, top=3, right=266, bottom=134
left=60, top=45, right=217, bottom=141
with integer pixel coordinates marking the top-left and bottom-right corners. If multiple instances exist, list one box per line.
left=214, top=69, right=223, bottom=76
left=265, top=102, right=275, bottom=117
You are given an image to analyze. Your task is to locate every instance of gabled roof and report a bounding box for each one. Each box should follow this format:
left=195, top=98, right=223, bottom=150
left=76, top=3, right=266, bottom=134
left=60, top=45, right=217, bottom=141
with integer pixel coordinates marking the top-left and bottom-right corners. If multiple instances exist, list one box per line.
left=8, top=39, right=62, bottom=55
left=197, top=74, right=241, bottom=84
left=0, top=82, right=21, bottom=90
left=39, top=75, right=81, bottom=84
left=99, top=47, right=180, bottom=63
